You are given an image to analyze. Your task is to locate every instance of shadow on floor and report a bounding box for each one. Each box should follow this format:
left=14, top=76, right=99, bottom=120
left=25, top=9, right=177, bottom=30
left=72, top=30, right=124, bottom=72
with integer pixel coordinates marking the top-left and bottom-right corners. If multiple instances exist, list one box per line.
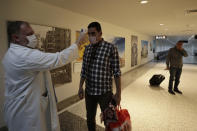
left=148, top=85, right=165, bottom=91
left=59, top=111, right=104, bottom=131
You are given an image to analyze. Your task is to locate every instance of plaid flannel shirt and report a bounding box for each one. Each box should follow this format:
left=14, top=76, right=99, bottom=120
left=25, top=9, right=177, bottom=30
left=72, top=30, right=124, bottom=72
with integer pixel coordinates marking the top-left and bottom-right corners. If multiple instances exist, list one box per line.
left=81, top=40, right=121, bottom=95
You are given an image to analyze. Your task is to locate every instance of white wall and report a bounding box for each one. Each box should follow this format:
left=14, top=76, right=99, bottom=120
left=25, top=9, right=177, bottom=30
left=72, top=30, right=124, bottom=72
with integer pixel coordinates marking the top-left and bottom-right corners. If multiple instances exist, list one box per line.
left=185, top=39, right=197, bottom=55
left=0, top=0, right=153, bottom=127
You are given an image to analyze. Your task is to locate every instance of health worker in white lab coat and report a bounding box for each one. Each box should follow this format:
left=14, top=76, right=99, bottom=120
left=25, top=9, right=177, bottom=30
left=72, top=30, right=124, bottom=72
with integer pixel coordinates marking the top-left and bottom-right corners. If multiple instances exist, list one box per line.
left=2, top=21, right=85, bottom=131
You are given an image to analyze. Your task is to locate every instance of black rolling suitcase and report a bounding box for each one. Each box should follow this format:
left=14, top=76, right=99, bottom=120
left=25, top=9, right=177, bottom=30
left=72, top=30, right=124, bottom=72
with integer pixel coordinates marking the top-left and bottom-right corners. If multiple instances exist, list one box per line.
left=149, top=74, right=165, bottom=86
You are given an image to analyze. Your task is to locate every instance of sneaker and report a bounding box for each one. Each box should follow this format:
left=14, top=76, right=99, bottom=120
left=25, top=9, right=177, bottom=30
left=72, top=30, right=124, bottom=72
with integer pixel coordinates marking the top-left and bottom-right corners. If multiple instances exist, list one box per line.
left=174, top=89, right=182, bottom=94
left=168, top=90, right=175, bottom=95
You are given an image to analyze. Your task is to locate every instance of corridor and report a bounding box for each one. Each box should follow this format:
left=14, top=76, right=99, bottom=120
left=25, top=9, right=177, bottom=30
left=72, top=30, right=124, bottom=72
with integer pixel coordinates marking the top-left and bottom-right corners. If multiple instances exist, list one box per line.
left=59, top=62, right=197, bottom=131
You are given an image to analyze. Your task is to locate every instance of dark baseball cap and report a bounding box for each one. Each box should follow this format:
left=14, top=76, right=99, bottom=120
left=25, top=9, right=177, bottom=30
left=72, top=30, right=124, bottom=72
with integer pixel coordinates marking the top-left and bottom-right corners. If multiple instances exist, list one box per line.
left=177, top=40, right=188, bottom=43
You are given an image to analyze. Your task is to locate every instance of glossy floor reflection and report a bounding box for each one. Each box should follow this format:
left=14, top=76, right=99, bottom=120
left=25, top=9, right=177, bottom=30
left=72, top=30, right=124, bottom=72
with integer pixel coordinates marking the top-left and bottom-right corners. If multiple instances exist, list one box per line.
left=61, top=62, right=197, bottom=131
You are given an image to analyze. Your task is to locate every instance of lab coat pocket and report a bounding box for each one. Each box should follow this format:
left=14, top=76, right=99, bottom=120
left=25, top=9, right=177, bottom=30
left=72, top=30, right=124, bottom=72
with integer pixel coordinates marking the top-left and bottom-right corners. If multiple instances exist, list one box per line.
left=40, top=95, right=49, bottom=113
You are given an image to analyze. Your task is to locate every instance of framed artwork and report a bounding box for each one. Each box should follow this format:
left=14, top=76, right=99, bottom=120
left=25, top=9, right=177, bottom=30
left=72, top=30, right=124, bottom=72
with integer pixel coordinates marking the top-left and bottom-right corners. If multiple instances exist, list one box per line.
left=31, top=24, right=72, bottom=86
left=6, top=21, right=73, bottom=87
left=141, top=40, right=149, bottom=58
left=76, top=31, right=90, bottom=62
left=150, top=40, right=156, bottom=53
left=103, top=35, right=125, bottom=68
left=150, top=42, right=153, bottom=51
left=131, top=35, right=138, bottom=67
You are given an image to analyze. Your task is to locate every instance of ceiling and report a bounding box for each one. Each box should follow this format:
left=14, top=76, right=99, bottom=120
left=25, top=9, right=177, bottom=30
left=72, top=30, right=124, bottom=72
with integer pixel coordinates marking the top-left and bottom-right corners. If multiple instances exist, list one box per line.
left=37, top=0, right=197, bottom=36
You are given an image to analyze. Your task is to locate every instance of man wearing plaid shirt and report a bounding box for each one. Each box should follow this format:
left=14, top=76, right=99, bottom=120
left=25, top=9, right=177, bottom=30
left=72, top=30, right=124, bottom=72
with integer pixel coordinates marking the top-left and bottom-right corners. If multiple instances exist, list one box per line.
left=78, top=22, right=121, bottom=131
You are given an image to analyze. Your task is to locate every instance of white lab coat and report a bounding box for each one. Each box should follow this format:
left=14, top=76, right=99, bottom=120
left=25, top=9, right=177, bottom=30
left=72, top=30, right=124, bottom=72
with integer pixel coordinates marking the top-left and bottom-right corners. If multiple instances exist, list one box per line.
left=2, top=43, right=79, bottom=131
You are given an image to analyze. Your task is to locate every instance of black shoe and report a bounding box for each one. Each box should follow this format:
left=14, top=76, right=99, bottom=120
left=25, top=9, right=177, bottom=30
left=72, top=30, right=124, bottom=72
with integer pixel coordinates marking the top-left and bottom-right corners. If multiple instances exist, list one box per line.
left=174, top=89, right=182, bottom=94
left=168, top=90, right=175, bottom=95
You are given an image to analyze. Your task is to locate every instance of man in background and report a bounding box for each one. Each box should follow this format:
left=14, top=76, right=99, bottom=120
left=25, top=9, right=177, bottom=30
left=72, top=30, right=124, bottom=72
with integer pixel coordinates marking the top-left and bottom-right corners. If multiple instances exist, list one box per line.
left=166, top=40, right=188, bottom=95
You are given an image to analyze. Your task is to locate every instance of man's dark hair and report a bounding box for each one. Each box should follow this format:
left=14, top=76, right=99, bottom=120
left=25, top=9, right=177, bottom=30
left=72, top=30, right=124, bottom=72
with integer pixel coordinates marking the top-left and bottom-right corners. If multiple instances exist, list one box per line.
left=88, top=22, right=102, bottom=32
left=7, top=21, right=27, bottom=43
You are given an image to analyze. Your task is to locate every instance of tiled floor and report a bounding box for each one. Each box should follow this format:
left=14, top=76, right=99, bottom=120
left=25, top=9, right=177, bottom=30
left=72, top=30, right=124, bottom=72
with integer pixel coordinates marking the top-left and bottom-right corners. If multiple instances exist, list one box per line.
left=60, top=62, right=197, bottom=131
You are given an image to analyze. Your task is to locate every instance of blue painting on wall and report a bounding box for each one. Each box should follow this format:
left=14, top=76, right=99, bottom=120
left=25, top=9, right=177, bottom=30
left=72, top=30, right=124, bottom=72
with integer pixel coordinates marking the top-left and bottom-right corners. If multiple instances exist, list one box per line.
left=103, top=35, right=125, bottom=67
left=141, top=40, right=149, bottom=58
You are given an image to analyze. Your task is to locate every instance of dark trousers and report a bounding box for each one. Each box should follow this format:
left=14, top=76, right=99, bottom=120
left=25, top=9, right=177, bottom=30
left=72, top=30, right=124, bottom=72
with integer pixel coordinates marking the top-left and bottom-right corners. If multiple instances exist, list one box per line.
left=168, top=67, right=182, bottom=91
left=85, top=91, right=113, bottom=131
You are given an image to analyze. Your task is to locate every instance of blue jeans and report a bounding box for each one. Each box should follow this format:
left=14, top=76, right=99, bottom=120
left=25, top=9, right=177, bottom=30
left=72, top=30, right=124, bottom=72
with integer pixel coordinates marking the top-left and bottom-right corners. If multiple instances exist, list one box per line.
left=168, top=67, right=182, bottom=91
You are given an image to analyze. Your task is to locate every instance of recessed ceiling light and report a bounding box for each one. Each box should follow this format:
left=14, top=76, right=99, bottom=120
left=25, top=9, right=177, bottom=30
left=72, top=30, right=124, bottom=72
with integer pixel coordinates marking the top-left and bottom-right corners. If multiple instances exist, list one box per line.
left=160, top=24, right=164, bottom=26
left=140, top=0, right=148, bottom=4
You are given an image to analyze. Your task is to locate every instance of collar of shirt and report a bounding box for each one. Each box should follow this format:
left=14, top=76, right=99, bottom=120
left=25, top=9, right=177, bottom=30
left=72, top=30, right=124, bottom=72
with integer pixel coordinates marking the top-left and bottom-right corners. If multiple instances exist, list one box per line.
left=10, top=43, right=21, bottom=48
left=92, top=38, right=104, bottom=47
left=10, top=43, right=35, bottom=49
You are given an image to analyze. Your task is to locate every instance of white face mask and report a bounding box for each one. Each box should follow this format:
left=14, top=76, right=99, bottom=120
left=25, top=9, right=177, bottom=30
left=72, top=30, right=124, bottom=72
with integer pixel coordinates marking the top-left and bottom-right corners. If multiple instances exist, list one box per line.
left=26, top=34, right=38, bottom=48
left=89, top=36, right=97, bottom=44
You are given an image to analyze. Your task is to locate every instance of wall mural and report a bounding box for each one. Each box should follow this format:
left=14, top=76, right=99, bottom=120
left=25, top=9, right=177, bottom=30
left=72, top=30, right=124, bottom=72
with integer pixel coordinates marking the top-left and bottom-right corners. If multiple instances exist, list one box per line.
left=30, top=23, right=72, bottom=87
left=103, top=35, right=125, bottom=68
left=131, top=35, right=138, bottom=67
left=141, top=40, right=149, bottom=58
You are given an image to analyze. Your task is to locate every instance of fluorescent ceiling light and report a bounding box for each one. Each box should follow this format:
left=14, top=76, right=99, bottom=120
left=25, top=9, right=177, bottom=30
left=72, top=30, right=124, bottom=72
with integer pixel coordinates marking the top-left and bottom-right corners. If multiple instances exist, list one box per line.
left=140, top=0, right=148, bottom=4
left=160, top=24, right=164, bottom=26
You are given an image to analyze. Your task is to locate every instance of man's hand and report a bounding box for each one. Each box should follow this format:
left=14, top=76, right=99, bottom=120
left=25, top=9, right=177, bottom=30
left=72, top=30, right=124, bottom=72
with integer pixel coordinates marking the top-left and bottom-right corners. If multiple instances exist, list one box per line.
left=165, top=66, right=169, bottom=70
left=113, top=93, right=121, bottom=106
left=78, top=87, right=84, bottom=100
